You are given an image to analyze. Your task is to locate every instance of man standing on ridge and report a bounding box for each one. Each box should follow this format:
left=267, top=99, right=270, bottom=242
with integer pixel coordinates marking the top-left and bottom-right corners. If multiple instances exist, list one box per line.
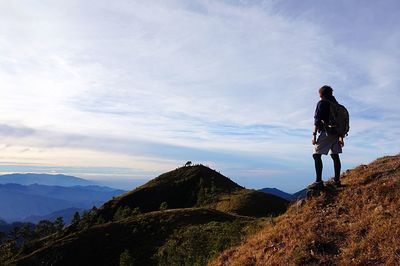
left=311, top=85, right=344, bottom=189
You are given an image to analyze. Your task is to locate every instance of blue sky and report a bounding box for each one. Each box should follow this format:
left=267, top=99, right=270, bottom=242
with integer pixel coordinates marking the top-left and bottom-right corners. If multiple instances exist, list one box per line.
left=0, top=0, right=399, bottom=192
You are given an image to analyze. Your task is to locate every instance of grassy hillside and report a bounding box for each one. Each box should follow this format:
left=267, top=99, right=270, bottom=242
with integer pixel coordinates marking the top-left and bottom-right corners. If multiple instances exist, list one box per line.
left=96, top=165, right=288, bottom=221
left=210, top=155, right=400, bottom=265
left=15, top=208, right=259, bottom=266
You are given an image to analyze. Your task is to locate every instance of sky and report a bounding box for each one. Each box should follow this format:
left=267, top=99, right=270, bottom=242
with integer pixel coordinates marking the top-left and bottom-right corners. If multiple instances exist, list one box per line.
left=0, top=0, right=399, bottom=192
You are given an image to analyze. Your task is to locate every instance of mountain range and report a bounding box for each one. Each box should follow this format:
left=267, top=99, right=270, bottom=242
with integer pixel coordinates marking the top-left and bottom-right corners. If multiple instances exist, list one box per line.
left=0, top=173, right=94, bottom=186
left=0, top=174, right=125, bottom=222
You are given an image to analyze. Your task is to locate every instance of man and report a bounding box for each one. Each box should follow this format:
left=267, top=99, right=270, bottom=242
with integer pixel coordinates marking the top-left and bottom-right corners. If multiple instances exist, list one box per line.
left=311, top=85, right=344, bottom=189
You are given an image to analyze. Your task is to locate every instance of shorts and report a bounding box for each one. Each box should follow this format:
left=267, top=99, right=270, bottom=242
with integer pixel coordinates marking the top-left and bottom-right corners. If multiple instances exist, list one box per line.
left=313, top=131, right=342, bottom=155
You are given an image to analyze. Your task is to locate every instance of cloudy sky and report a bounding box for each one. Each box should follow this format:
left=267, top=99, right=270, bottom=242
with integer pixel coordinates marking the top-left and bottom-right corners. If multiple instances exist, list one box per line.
left=1, top=0, right=399, bottom=192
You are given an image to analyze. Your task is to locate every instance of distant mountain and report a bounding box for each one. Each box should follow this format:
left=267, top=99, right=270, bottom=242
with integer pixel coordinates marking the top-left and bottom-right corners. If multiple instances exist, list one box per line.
left=259, top=187, right=308, bottom=201
left=0, top=183, right=125, bottom=222
left=258, top=187, right=293, bottom=201
left=23, top=207, right=84, bottom=224
left=290, top=188, right=307, bottom=200
left=0, top=173, right=94, bottom=187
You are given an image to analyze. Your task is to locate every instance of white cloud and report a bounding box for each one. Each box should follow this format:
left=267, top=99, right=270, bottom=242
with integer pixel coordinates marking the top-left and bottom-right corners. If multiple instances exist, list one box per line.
left=0, top=0, right=399, bottom=190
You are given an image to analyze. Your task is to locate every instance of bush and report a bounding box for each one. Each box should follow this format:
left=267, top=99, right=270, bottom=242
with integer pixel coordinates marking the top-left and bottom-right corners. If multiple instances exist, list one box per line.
left=159, top=202, right=168, bottom=210
left=120, top=249, right=135, bottom=266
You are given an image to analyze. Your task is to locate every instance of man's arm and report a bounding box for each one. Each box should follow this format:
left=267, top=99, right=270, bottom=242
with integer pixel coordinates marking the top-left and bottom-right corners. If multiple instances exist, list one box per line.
left=339, top=136, right=344, bottom=147
left=312, top=126, right=317, bottom=145
left=314, top=100, right=330, bottom=129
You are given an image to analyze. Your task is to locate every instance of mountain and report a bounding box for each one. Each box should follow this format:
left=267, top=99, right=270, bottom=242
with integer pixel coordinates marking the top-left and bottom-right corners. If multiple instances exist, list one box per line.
left=0, top=183, right=125, bottom=222
left=290, top=188, right=307, bottom=200
left=22, top=207, right=84, bottom=224
left=0, top=173, right=94, bottom=187
left=95, top=164, right=289, bottom=221
left=11, top=164, right=288, bottom=265
left=258, top=187, right=293, bottom=200
left=259, top=187, right=308, bottom=201
left=211, top=154, right=400, bottom=265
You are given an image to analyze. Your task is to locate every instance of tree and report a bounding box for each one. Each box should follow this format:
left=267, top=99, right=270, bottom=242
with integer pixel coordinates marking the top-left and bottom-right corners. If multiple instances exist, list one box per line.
left=35, top=220, right=55, bottom=238
left=185, top=161, right=192, bottom=167
left=20, top=223, right=34, bottom=241
left=114, top=206, right=132, bottom=221
left=159, top=202, right=168, bottom=210
left=71, top=211, right=81, bottom=225
left=120, top=249, right=135, bottom=266
left=0, top=231, right=6, bottom=243
left=54, top=217, right=64, bottom=233
left=8, top=226, right=20, bottom=241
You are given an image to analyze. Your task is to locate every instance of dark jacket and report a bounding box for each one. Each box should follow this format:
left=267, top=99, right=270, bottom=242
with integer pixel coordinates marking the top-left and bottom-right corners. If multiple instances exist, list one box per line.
left=314, top=95, right=338, bottom=132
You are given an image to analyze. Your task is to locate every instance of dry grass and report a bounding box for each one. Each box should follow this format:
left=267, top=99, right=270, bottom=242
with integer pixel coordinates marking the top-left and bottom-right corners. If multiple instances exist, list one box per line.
left=210, top=154, right=400, bottom=266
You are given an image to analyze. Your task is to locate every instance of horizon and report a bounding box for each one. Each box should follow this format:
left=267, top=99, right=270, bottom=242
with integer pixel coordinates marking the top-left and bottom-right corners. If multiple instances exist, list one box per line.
left=1, top=1, right=399, bottom=193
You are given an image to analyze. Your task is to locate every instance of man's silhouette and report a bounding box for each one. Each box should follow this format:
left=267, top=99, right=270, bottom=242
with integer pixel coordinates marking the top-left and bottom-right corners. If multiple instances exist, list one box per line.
left=311, top=85, right=344, bottom=189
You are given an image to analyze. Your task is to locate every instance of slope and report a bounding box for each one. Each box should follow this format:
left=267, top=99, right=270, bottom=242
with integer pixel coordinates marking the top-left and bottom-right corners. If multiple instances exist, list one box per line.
left=96, top=164, right=288, bottom=221
left=15, top=208, right=257, bottom=266
left=211, top=154, right=400, bottom=266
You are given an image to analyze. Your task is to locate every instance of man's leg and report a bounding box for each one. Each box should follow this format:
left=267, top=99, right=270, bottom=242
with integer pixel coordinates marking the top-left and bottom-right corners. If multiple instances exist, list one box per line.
left=313, top=154, right=323, bottom=182
left=331, top=154, right=341, bottom=182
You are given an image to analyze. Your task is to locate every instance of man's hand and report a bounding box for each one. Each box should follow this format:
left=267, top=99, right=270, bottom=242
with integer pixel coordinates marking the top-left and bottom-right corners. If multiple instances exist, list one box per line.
left=312, top=135, right=317, bottom=145
left=339, top=137, right=344, bottom=147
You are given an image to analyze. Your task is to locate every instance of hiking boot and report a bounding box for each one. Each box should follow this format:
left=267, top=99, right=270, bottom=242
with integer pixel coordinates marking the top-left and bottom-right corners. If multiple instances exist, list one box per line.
left=307, top=181, right=325, bottom=190
left=333, top=180, right=343, bottom=188
left=326, top=178, right=343, bottom=188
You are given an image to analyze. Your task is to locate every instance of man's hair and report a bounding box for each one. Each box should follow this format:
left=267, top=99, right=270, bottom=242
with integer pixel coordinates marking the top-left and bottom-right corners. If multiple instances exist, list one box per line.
left=319, top=85, right=333, bottom=97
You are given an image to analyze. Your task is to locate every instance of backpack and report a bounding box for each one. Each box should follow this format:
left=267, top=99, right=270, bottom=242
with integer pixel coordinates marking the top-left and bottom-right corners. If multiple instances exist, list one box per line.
left=324, top=100, right=350, bottom=137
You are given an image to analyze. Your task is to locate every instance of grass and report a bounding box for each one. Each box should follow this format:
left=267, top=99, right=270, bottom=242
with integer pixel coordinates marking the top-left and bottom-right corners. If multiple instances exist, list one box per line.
left=14, top=208, right=260, bottom=266
left=210, top=154, right=400, bottom=266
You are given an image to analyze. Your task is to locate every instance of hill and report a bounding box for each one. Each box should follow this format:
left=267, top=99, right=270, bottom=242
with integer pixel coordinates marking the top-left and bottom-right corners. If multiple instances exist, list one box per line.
left=211, top=155, right=400, bottom=265
left=22, top=207, right=83, bottom=224
left=0, top=183, right=124, bottom=222
left=0, top=173, right=94, bottom=186
left=15, top=208, right=258, bottom=266
left=258, top=187, right=293, bottom=200
left=10, top=165, right=288, bottom=265
left=259, top=188, right=308, bottom=201
left=95, top=165, right=288, bottom=222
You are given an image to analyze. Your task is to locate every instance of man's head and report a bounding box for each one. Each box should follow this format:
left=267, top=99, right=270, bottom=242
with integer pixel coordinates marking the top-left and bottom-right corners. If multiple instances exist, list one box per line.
left=319, top=85, right=333, bottom=98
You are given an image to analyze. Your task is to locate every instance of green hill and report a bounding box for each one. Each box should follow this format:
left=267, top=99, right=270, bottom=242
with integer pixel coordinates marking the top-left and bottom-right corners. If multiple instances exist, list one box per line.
left=15, top=208, right=256, bottom=266
left=8, top=165, right=288, bottom=265
left=96, top=164, right=288, bottom=221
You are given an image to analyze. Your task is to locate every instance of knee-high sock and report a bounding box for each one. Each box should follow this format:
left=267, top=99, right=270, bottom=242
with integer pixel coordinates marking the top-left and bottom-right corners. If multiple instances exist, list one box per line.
left=313, top=154, right=323, bottom=182
left=331, top=154, right=341, bottom=181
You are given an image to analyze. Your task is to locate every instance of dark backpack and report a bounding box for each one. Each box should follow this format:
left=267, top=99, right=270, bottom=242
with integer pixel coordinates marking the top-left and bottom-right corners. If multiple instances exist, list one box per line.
left=323, top=100, right=350, bottom=137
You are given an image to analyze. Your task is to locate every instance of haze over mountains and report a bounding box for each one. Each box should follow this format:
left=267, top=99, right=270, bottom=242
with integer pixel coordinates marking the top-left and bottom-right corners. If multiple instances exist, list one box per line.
left=0, top=173, right=94, bottom=186
left=0, top=173, right=125, bottom=222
